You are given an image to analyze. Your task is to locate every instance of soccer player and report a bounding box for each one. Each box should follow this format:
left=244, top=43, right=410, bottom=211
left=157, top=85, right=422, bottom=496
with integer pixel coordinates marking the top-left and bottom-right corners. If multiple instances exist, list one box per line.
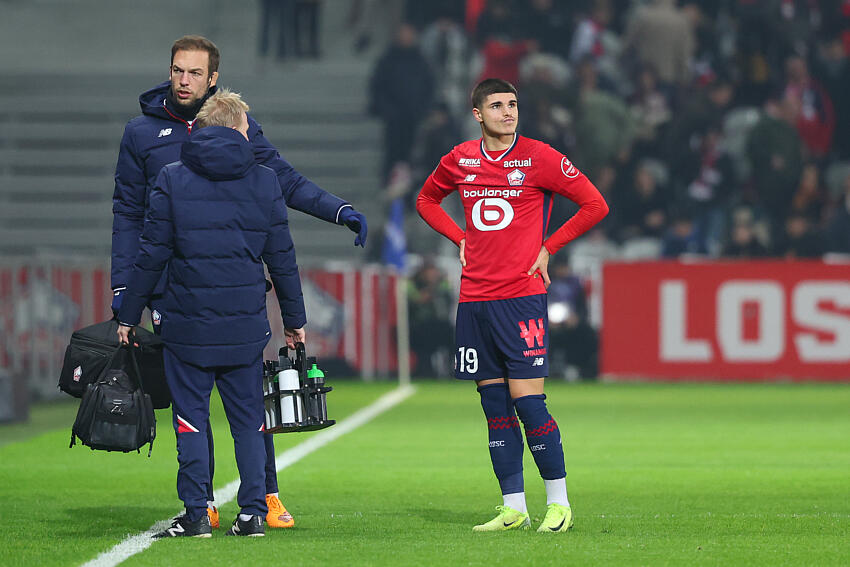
left=416, top=78, right=609, bottom=532
left=111, top=35, right=367, bottom=530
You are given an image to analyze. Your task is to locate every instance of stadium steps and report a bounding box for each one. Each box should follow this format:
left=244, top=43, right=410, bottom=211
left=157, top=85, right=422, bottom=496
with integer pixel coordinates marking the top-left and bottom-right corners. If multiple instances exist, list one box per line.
left=0, top=0, right=389, bottom=263
left=0, top=64, right=383, bottom=263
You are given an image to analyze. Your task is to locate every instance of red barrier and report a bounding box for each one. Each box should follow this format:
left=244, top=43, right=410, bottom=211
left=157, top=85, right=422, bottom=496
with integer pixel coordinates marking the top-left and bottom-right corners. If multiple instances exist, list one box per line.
left=0, top=261, right=112, bottom=398
left=602, top=261, right=850, bottom=381
left=1, top=261, right=400, bottom=400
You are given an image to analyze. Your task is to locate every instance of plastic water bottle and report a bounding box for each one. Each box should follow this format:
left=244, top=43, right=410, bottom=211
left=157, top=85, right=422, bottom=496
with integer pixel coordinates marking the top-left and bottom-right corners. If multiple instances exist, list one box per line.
left=278, top=357, right=301, bottom=424
left=306, top=360, right=326, bottom=422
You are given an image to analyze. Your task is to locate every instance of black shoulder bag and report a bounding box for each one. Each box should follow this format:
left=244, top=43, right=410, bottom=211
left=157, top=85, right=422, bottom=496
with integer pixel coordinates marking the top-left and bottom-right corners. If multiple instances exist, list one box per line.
left=70, top=344, right=156, bottom=456
left=58, top=318, right=170, bottom=409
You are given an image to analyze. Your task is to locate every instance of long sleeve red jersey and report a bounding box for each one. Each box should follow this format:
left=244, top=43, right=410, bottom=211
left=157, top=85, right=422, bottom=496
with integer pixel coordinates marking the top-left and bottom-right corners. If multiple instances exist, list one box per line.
left=416, top=134, right=608, bottom=302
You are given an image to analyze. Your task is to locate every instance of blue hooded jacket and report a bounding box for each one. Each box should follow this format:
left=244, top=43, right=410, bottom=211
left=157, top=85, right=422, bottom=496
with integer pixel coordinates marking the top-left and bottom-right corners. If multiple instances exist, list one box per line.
left=117, top=126, right=306, bottom=367
left=111, top=81, right=349, bottom=295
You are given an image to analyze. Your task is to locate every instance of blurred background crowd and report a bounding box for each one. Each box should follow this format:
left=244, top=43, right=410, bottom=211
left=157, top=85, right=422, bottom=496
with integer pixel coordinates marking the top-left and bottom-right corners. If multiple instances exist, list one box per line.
left=371, top=0, right=850, bottom=259
left=364, top=0, right=850, bottom=378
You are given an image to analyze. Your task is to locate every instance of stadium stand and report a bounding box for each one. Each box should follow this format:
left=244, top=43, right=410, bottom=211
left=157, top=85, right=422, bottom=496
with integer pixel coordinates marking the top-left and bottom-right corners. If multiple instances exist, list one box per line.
left=0, top=1, right=385, bottom=263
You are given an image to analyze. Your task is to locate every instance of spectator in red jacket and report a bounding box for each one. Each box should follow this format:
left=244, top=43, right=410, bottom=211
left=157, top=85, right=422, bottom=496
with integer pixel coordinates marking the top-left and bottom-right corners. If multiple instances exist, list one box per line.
left=783, top=54, right=835, bottom=159
left=475, top=0, right=537, bottom=86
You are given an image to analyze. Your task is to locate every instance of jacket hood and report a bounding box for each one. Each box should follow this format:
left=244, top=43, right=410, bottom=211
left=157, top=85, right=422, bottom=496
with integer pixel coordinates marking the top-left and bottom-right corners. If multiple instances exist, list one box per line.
left=180, top=126, right=255, bottom=181
left=139, top=81, right=218, bottom=122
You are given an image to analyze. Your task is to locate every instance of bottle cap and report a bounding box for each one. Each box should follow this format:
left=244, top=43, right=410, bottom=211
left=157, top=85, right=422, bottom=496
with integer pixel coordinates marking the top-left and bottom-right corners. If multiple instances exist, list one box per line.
left=307, top=363, right=324, bottom=379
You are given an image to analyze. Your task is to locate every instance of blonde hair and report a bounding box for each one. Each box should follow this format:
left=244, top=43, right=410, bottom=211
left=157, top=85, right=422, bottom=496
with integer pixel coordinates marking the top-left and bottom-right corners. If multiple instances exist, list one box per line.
left=195, top=88, right=249, bottom=130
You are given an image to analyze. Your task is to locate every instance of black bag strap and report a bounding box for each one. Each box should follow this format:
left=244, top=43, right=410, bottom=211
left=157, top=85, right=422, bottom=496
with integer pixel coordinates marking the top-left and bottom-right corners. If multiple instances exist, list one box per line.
left=125, top=342, right=146, bottom=396
left=98, top=343, right=146, bottom=396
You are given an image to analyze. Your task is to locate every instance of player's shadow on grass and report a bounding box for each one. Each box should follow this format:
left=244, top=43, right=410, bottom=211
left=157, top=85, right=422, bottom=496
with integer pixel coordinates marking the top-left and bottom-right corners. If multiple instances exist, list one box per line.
left=54, top=505, right=176, bottom=537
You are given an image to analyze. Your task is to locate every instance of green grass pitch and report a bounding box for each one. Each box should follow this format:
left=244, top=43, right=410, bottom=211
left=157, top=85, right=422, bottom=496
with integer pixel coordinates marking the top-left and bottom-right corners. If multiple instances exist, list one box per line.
left=0, top=381, right=848, bottom=566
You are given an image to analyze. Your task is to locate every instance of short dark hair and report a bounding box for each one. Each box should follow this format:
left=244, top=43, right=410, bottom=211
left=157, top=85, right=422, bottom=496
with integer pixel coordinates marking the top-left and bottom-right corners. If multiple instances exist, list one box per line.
left=171, top=35, right=220, bottom=74
left=471, top=78, right=517, bottom=109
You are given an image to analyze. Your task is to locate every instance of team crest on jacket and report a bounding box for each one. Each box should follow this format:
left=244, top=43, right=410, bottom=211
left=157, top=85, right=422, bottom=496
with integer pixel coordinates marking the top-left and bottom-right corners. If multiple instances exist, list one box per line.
left=73, top=366, right=82, bottom=382
left=507, top=168, right=526, bottom=186
left=152, top=309, right=162, bottom=325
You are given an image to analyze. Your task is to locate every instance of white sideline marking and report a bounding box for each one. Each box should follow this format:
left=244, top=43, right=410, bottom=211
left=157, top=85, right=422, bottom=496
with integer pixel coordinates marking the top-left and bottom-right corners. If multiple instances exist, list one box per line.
left=80, top=385, right=416, bottom=567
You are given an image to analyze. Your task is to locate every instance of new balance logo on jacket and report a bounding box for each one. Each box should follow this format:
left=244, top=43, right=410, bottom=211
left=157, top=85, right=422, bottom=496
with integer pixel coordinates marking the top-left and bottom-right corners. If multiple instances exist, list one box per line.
left=157, top=128, right=172, bottom=138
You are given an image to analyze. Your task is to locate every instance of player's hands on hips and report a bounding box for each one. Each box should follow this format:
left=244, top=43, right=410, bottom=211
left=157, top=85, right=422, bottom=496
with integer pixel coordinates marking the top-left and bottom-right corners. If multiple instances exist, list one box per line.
left=339, top=207, right=368, bottom=247
left=527, top=246, right=551, bottom=288
left=116, top=324, right=134, bottom=345
left=284, top=326, right=306, bottom=349
left=459, top=238, right=467, bottom=267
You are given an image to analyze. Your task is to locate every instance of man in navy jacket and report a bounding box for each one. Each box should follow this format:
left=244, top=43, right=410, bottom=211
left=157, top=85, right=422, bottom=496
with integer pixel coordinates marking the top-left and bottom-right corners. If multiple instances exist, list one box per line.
left=118, top=90, right=302, bottom=537
left=111, top=35, right=360, bottom=529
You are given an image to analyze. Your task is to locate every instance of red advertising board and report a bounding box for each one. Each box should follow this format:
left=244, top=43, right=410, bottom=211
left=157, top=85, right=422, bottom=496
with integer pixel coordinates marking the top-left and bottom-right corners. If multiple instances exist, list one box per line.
left=1, top=261, right=400, bottom=400
left=602, top=261, right=850, bottom=381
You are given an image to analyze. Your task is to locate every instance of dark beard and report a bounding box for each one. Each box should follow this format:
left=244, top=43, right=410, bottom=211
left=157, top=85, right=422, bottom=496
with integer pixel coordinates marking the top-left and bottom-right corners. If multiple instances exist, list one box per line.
left=165, top=86, right=213, bottom=121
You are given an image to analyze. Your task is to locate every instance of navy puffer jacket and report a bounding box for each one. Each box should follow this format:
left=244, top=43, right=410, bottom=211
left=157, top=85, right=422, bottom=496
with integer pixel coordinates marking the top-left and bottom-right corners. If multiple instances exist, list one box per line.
left=118, top=126, right=305, bottom=367
left=111, top=81, right=349, bottom=295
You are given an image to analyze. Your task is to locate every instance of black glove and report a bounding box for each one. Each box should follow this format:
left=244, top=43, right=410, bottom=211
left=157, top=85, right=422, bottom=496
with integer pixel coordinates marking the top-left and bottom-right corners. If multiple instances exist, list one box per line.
left=339, top=207, right=368, bottom=247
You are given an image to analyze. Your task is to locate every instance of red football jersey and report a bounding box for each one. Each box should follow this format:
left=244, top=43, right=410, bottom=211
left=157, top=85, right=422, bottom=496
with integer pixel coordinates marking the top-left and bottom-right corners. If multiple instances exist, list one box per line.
left=417, top=134, right=608, bottom=302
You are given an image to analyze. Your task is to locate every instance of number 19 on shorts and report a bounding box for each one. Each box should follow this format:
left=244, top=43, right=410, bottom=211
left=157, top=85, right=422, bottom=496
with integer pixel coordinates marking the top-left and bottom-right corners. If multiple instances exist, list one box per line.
left=456, top=347, right=478, bottom=374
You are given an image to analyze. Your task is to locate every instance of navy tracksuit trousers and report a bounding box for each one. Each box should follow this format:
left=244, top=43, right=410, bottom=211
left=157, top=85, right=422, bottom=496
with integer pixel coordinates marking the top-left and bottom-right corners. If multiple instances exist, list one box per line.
left=151, top=303, right=279, bottom=499
left=164, top=349, right=268, bottom=521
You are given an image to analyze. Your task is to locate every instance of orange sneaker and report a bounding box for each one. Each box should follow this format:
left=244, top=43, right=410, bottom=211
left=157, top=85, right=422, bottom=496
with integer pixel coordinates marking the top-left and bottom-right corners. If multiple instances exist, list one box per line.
left=266, top=494, right=295, bottom=528
left=207, top=505, right=220, bottom=529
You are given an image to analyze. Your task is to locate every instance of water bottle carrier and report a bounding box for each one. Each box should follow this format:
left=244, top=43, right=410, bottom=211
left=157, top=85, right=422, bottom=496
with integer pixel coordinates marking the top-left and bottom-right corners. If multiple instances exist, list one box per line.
left=262, top=342, right=336, bottom=434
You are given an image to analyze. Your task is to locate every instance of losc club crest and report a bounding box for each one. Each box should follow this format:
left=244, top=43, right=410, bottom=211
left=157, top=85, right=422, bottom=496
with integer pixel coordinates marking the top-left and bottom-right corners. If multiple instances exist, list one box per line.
left=73, top=366, right=82, bottom=382
left=152, top=309, right=162, bottom=326
left=506, top=168, right=526, bottom=186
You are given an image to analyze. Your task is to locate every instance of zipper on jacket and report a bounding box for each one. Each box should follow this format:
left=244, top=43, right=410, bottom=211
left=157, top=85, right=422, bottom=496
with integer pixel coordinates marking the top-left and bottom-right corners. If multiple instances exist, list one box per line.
left=162, top=102, right=195, bottom=133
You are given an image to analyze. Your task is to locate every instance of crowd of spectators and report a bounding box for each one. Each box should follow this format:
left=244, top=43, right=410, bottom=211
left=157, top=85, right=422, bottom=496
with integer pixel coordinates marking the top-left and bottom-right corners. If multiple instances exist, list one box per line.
left=371, top=0, right=850, bottom=261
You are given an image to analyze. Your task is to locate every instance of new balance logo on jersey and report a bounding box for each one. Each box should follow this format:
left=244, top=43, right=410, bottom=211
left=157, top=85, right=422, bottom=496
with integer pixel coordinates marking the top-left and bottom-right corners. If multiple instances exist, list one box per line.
left=157, top=128, right=173, bottom=138
left=532, top=357, right=545, bottom=366
left=459, top=158, right=481, bottom=167
left=519, top=319, right=546, bottom=348
left=503, top=158, right=531, bottom=168
left=464, top=174, right=477, bottom=182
